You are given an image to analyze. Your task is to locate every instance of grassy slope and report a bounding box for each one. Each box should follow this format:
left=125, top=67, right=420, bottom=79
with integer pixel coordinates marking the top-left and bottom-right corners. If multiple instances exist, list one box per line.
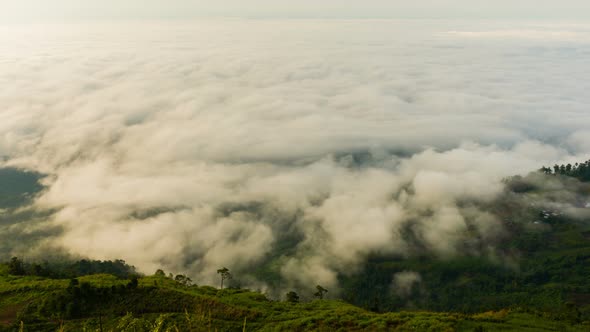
left=0, top=270, right=588, bottom=332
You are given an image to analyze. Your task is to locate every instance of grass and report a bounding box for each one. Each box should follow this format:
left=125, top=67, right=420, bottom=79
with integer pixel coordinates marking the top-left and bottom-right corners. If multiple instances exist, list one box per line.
left=0, top=272, right=588, bottom=331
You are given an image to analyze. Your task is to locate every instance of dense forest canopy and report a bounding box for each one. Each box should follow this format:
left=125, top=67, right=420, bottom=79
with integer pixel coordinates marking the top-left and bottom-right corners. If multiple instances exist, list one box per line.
left=540, top=159, right=590, bottom=181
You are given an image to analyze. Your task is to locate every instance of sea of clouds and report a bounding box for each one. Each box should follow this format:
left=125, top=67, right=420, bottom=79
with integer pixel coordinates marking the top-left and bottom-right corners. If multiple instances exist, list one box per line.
left=1, top=19, right=590, bottom=293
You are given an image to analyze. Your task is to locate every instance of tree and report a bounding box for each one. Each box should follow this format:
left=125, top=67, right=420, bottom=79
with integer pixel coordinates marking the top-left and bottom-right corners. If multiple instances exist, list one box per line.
left=32, top=264, right=45, bottom=276
left=217, top=267, right=232, bottom=289
left=174, top=274, right=193, bottom=286
left=546, top=159, right=590, bottom=182
left=286, top=291, right=300, bottom=303
left=154, top=269, right=166, bottom=277
left=127, top=277, right=138, bottom=289
left=8, top=257, right=25, bottom=275
left=68, top=278, right=79, bottom=288
left=314, top=285, right=328, bottom=300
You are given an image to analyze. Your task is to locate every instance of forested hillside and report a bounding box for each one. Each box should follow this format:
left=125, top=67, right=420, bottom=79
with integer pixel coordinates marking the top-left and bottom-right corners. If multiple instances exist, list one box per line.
left=339, top=164, right=590, bottom=315
left=0, top=266, right=588, bottom=331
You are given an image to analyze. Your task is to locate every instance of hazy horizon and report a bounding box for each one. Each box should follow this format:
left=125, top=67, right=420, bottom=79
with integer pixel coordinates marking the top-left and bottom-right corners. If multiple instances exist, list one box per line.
left=2, top=1, right=590, bottom=21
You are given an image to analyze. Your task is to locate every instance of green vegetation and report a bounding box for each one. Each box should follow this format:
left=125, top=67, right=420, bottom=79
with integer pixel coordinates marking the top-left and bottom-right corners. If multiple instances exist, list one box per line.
left=217, top=267, right=232, bottom=290
left=0, top=268, right=588, bottom=331
left=337, top=170, right=590, bottom=318
left=313, top=285, right=328, bottom=300
left=4, top=257, right=137, bottom=280
left=286, top=291, right=300, bottom=304
left=540, top=159, right=590, bottom=181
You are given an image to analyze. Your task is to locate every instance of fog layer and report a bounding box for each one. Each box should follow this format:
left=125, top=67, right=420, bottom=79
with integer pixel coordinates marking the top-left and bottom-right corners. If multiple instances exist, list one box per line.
left=1, top=20, right=589, bottom=291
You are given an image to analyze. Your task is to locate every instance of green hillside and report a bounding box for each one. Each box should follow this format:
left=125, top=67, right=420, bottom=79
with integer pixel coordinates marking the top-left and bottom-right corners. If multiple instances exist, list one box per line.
left=0, top=267, right=588, bottom=332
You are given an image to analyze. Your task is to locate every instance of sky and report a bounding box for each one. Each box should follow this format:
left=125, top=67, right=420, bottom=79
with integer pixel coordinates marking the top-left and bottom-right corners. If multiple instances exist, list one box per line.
left=1, top=3, right=590, bottom=293
left=2, top=1, right=590, bottom=20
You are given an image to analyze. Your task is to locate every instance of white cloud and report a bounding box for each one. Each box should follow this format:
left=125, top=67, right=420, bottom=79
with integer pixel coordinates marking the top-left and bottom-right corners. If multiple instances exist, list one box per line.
left=446, top=29, right=590, bottom=41
left=1, top=19, right=589, bottom=291
left=391, top=271, right=422, bottom=297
